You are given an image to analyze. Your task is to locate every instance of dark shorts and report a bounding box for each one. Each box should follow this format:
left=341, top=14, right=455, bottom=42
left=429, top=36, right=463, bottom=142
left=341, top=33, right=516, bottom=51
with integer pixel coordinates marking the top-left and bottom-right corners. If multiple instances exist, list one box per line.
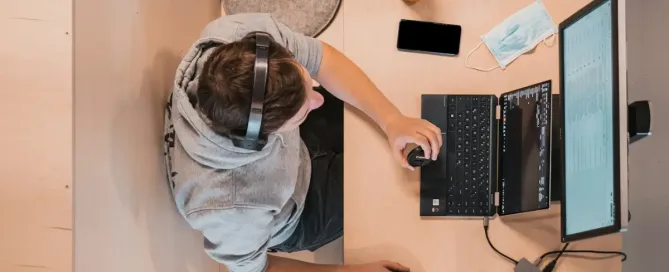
left=269, top=86, right=344, bottom=253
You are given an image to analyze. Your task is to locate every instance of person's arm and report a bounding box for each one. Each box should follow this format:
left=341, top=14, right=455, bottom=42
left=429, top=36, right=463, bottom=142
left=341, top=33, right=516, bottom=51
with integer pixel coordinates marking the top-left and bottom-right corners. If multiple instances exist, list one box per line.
left=315, top=42, right=443, bottom=169
left=315, top=43, right=402, bottom=134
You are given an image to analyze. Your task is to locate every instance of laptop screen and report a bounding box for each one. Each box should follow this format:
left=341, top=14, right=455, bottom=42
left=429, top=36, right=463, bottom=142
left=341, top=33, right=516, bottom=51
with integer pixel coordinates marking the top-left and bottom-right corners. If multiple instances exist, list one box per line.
left=499, top=81, right=552, bottom=215
left=562, top=0, right=617, bottom=237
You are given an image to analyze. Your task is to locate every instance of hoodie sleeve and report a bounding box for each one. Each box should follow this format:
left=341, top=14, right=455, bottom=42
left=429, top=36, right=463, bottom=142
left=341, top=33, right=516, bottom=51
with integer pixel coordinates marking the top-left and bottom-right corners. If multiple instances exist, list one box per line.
left=201, top=13, right=323, bottom=77
left=266, top=15, right=323, bottom=77
left=186, top=207, right=274, bottom=272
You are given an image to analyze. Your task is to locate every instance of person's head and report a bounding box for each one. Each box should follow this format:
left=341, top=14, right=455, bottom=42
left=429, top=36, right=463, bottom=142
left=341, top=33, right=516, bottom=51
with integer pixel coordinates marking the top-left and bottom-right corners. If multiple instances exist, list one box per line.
left=197, top=33, right=324, bottom=139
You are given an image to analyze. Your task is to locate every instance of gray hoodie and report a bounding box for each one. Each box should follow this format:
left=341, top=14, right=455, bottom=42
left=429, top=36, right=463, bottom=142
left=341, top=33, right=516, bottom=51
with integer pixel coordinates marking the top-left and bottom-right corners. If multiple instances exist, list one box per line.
left=163, top=14, right=323, bottom=272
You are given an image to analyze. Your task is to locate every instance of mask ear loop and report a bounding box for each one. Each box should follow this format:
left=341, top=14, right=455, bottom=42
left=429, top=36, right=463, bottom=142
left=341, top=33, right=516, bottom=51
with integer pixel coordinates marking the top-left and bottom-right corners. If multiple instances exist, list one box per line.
left=465, top=41, right=500, bottom=72
left=543, top=33, right=558, bottom=47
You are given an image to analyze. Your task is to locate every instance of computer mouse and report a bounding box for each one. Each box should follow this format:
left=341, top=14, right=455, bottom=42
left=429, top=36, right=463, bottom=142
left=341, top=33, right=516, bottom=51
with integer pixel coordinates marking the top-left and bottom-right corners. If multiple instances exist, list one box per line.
left=406, top=146, right=432, bottom=168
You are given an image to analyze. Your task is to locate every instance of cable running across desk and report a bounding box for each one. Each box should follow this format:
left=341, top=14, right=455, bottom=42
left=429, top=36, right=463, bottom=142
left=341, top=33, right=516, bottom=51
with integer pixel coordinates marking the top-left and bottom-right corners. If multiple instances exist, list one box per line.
left=540, top=243, right=569, bottom=272
left=482, top=217, right=626, bottom=271
left=537, top=249, right=627, bottom=264
left=483, top=217, right=518, bottom=265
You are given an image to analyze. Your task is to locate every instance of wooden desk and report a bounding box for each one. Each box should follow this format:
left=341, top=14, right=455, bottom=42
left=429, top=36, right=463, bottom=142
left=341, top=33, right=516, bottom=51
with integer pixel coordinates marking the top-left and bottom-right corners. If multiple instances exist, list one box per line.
left=342, top=0, right=622, bottom=271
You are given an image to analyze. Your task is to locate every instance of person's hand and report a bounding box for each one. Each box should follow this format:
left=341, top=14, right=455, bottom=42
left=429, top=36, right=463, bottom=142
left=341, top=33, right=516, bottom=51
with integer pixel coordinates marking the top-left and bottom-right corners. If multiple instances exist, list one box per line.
left=343, top=260, right=411, bottom=272
left=384, top=115, right=442, bottom=170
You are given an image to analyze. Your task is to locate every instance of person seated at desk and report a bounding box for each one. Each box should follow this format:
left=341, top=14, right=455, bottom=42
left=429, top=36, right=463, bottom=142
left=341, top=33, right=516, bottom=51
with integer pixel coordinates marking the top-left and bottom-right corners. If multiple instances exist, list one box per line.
left=163, top=13, right=442, bottom=272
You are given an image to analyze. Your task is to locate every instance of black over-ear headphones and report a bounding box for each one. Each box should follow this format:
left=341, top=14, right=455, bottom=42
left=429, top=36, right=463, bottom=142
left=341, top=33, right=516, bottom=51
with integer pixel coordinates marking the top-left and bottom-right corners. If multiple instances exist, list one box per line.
left=231, top=32, right=271, bottom=151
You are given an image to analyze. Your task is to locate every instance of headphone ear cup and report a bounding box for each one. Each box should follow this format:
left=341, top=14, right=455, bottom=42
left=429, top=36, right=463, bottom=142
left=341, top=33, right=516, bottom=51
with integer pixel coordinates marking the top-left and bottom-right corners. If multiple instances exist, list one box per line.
left=231, top=134, right=267, bottom=151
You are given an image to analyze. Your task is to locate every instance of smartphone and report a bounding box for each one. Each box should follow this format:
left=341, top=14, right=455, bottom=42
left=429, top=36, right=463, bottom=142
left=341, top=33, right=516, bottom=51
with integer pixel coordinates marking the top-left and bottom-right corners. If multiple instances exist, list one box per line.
left=397, top=19, right=462, bottom=56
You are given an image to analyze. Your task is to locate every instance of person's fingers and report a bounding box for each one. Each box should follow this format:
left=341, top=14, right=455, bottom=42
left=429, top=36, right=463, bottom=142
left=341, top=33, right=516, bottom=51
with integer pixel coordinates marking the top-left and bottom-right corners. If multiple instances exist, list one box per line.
left=381, top=260, right=411, bottom=272
left=405, top=132, right=432, bottom=158
left=392, top=142, right=414, bottom=171
left=417, top=127, right=440, bottom=160
left=422, top=120, right=443, bottom=147
left=410, top=134, right=431, bottom=161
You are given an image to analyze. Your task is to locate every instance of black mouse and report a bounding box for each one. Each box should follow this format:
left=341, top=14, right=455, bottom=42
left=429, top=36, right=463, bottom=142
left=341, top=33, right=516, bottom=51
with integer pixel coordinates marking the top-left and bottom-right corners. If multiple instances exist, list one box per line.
left=406, top=146, right=432, bottom=168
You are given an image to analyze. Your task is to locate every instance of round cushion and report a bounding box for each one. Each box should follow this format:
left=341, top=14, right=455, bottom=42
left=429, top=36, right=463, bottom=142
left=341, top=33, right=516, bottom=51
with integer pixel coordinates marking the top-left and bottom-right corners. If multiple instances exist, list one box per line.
left=222, top=0, right=342, bottom=37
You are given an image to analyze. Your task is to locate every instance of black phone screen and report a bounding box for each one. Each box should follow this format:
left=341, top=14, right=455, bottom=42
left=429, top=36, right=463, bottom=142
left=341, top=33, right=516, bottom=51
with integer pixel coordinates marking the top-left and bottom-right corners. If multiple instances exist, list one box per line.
left=397, top=19, right=462, bottom=56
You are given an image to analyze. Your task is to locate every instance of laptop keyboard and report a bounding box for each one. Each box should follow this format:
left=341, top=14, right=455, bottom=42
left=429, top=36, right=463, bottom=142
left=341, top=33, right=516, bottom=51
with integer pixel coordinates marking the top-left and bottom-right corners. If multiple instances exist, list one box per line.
left=445, top=96, right=493, bottom=216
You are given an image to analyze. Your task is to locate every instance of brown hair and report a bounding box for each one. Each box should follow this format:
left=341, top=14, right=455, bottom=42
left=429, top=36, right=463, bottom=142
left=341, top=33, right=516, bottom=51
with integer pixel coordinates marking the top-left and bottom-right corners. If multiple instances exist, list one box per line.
left=196, top=34, right=307, bottom=138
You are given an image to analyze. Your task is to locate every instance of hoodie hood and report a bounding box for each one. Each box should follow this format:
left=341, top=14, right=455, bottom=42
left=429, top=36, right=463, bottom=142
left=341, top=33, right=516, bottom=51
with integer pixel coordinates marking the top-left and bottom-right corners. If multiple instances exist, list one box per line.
left=169, top=35, right=288, bottom=170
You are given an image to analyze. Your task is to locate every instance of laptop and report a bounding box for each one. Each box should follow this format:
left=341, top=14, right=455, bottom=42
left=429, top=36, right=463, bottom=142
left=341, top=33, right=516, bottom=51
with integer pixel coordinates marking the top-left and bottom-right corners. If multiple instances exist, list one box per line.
left=420, top=81, right=553, bottom=217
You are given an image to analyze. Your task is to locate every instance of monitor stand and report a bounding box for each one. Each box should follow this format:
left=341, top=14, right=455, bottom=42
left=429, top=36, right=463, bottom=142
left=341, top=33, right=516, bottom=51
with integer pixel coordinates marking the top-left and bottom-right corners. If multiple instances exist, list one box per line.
left=549, top=95, right=652, bottom=203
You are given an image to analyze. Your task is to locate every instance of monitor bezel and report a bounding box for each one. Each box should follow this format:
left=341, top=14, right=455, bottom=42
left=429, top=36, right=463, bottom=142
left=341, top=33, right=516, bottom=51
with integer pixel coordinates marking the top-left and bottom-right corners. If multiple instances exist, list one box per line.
left=559, top=0, right=623, bottom=242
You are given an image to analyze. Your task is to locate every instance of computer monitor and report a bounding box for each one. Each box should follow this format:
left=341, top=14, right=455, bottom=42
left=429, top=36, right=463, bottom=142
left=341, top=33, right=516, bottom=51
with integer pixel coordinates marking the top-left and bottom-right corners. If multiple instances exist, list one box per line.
left=559, top=0, right=628, bottom=242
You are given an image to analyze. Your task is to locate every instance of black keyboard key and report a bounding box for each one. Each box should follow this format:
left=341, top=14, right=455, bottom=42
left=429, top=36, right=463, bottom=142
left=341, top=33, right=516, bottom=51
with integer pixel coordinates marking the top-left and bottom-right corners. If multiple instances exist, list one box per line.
left=461, top=97, right=471, bottom=107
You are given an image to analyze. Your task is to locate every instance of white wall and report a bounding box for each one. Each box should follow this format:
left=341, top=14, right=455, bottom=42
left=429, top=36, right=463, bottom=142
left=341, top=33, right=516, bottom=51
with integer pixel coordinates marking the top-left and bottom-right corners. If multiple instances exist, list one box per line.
left=73, top=0, right=221, bottom=271
left=623, top=0, right=669, bottom=271
left=0, top=0, right=73, bottom=271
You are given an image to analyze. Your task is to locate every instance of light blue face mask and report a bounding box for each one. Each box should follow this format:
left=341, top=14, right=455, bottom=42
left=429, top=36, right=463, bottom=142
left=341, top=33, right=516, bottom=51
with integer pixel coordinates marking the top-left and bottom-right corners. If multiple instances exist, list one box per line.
left=466, top=0, right=557, bottom=71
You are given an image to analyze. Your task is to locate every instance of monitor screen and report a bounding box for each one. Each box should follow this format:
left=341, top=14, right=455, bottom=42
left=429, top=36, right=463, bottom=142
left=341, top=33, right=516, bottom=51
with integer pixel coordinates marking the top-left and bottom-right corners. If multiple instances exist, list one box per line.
left=561, top=0, right=619, bottom=239
left=499, top=81, right=552, bottom=216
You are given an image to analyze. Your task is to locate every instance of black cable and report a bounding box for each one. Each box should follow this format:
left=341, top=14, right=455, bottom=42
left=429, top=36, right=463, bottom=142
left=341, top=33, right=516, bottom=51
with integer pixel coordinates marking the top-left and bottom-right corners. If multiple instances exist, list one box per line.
left=483, top=217, right=518, bottom=265
left=538, top=249, right=627, bottom=264
left=541, top=243, right=569, bottom=272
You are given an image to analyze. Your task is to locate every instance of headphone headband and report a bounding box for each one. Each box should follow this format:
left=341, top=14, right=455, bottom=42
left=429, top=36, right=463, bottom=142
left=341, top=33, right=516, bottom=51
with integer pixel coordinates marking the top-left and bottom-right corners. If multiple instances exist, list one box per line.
left=232, top=32, right=271, bottom=151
